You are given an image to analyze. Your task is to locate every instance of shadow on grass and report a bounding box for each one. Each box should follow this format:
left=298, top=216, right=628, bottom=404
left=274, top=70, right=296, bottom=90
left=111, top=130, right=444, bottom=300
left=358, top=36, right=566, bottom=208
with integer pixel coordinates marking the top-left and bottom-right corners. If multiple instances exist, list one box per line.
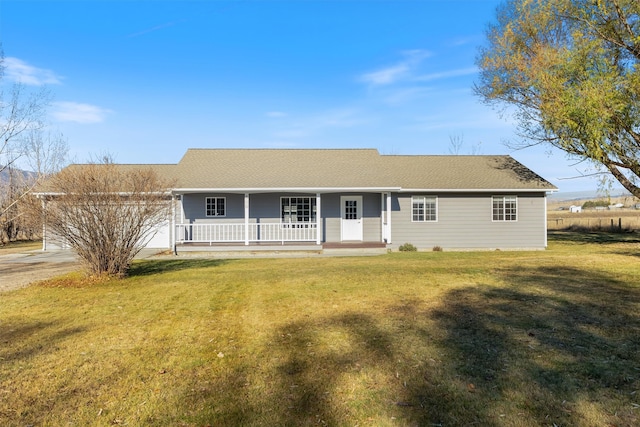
left=179, top=265, right=639, bottom=426
left=128, top=258, right=227, bottom=277
left=549, top=230, right=640, bottom=245
left=0, top=320, right=85, bottom=365
left=430, top=265, right=640, bottom=426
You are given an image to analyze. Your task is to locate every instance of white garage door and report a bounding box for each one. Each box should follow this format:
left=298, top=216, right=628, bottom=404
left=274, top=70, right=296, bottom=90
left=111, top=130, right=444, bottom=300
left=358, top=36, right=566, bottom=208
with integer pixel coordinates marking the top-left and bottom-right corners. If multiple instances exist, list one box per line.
left=142, top=221, right=171, bottom=249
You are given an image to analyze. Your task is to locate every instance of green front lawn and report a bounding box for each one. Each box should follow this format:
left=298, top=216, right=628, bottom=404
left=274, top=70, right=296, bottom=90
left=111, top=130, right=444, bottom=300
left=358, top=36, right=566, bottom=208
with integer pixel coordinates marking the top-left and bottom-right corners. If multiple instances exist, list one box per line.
left=1, top=232, right=639, bottom=426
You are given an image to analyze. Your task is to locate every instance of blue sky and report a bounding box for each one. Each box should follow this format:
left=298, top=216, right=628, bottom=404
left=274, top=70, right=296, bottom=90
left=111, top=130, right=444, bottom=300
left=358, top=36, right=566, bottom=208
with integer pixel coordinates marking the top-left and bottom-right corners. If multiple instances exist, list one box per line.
left=0, top=0, right=612, bottom=193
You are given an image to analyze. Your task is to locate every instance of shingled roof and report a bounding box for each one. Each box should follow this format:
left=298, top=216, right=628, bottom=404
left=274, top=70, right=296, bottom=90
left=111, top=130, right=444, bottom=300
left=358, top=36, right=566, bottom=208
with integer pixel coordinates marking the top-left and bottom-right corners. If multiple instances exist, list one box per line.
left=170, top=149, right=556, bottom=192
left=46, top=149, right=557, bottom=193
left=174, top=149, right=395, bottom=190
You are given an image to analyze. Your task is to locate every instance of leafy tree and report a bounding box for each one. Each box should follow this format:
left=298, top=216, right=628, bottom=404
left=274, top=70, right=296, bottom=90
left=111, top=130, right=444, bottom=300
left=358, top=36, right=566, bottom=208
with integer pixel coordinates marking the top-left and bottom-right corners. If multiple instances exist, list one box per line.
left=475, top=0, right=640, bottom=197
left=36, top=160, right=174, bottom=277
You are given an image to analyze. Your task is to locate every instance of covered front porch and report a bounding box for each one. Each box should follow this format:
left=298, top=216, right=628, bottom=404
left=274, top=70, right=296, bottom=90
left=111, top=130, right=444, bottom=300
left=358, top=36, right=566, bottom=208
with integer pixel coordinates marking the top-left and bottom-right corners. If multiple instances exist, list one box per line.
left=172, top=190, right=395, bottom=249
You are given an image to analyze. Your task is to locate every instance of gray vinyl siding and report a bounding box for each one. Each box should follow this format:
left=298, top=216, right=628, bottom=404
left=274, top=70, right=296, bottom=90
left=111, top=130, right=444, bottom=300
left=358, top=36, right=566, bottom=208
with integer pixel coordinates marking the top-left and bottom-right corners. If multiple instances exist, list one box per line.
left=321, top=193, right=341, bottom=242
left=181, top=193, right=246, bottom=224
left=390, top=192, right=548, bottom=250
left=363, top=193, right=382, bottom=241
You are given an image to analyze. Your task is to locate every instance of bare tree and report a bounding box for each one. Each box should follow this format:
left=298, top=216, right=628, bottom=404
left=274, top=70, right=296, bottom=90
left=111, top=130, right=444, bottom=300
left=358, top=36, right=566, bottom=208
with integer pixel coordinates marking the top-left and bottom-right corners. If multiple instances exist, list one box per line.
left=1, top=129, right=68, bottom=243
left=448, top=133, right=483, bottom=155
left=37, top=160, right=174, bottom=277
left=1, top=47, right=62, bottom=243
left=448, top=133, right=464, bottom=155
left=1, top=51, right=51, bottom=175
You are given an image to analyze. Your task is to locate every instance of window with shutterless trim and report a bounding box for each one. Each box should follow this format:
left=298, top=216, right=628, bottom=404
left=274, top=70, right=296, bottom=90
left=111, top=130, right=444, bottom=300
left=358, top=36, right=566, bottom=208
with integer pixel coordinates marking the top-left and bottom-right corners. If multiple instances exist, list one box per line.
left=281, top=197, right=317, bottom=225
left=205, top=197, right=226, bottom=217
left=412, top=196, right=437, bottom=222
left=492, top=196, right=517, bottom=221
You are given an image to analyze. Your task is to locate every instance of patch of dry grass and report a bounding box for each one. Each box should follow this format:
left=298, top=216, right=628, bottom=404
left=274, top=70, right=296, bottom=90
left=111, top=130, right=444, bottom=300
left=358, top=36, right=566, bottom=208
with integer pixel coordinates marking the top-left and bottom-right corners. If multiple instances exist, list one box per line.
left=1, top=232, right=639, bottom=426
left=0, top=240, right=41, bottom=254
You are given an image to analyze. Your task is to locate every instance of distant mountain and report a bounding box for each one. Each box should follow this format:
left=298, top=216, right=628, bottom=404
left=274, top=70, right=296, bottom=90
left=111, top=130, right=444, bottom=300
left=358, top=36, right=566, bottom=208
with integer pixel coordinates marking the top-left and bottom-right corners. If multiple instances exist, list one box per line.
left=0, top=167, right=36, bottom=185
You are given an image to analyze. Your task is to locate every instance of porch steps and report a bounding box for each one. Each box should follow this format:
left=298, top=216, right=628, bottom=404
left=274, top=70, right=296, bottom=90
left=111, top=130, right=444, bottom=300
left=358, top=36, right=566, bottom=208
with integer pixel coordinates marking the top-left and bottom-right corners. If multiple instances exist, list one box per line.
left=321, top=242, right=388, bottom=256
left=174, top=242, right=388, bottom=257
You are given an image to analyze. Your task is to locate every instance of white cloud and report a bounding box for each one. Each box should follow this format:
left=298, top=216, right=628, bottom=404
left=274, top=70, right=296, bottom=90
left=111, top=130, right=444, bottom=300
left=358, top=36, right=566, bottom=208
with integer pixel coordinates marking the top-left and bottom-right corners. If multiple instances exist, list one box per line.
left=382, top=86, right=433, bottom=105
left=359, top=49, right=431, bottom=86
left=4, top=57, right=62, bottom=85
left=415, top=67, right=479, bottom=82
left=360, top=64, right=411, bottom=86
left=51, top=102, right=112, bottom=123
left=126, top=19, right=186, bottom=38
left=272, top=108, right=368, bottom=139
left=446, top=36, right=479, bottom=47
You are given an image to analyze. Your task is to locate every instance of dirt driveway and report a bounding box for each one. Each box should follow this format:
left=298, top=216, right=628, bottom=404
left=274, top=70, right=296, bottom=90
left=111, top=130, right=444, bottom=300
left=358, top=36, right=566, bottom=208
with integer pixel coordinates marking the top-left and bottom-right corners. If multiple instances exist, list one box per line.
left=0, top=250, right=82, bottom=292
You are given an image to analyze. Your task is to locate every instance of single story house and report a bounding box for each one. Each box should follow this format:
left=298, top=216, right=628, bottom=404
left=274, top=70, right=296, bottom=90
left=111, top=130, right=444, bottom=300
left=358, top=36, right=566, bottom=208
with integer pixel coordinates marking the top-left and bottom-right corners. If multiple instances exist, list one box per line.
left=42, top=148, right=557, bottom=252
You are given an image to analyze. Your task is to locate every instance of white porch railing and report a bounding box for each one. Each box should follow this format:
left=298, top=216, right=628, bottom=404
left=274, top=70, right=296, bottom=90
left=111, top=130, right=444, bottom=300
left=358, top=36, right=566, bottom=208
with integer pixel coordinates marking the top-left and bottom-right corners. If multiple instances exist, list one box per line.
left=176, top=223, right=319, bottom=245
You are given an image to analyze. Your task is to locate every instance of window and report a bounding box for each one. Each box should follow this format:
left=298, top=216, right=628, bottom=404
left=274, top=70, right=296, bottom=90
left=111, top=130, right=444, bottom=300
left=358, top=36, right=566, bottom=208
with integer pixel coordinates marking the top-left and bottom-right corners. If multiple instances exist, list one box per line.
left=206, top=197, right=226, bottom=217
left=492, top=196, right=517, bottom=221
left=281, top=197, right=316, bottom=225
left=412, top=196, right=437, bottom=222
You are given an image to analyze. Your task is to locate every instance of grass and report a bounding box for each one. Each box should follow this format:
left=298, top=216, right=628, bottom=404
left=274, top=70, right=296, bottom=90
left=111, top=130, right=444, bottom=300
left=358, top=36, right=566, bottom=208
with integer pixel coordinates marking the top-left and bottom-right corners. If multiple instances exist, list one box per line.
left=1, top=232, right=639, bottom=426
left=0, top=239, right=41, bottom=254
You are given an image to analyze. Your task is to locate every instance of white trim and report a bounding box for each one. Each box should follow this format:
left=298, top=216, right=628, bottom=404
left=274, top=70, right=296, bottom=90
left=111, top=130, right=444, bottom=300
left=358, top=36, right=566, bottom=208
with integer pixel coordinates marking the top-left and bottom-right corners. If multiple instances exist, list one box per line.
left=399, top=188, right=557, bottom=193
left=380, top=193, right=385, bottom=242
left=172, top=187, right=555, bottom=194
left=244, top=193, right=249, bottom=246
left=316, top=193, right=322, bottom=245
left=173, top=187, right=400, bottom=194
left=544, top=195, right=548, bottom=247
left=171, top=196, right=176, bottom=249
left=386, top=192, right=392, bottom=244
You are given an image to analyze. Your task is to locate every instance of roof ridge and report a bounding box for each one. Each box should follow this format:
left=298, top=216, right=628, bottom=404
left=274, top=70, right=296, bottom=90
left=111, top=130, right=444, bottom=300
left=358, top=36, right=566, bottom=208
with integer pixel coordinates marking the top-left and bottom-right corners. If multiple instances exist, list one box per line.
left=184, top=148, right=380, bottom=152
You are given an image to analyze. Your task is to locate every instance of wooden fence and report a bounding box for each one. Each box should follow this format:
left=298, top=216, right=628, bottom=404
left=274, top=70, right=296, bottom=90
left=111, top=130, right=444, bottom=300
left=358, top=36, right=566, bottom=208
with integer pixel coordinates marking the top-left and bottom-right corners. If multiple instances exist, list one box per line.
left=547, top=212, right=640, bottom=231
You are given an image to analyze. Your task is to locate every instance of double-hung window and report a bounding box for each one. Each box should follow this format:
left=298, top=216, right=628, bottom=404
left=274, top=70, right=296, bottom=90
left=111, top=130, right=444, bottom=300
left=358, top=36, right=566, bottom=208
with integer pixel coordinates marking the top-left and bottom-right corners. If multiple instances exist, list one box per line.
left=492, top=196, right=517, bottom=221
left=205, top=197, right=226, bottom=217
left=281, top=197, right=316, bottom=227
left=412, top=196, right=437, bottom=222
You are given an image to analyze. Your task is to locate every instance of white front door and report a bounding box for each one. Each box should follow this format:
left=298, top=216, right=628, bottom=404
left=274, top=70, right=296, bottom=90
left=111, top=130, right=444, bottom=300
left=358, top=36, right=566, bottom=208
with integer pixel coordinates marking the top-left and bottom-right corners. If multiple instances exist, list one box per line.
left=341, top=196, right=363, bottom=241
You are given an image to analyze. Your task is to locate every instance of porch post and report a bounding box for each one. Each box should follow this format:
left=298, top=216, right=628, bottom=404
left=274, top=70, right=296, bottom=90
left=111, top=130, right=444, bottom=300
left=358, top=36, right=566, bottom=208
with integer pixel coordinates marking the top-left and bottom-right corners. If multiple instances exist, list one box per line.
left=380, top=193, right=385, bottom=243
left=170, top=194, right=176, bottom=250
left=386, top=192, right=392, bottom=244
left=316, top=193, right=321, bottom=245
left=244, top=193, right=250, bottom=245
